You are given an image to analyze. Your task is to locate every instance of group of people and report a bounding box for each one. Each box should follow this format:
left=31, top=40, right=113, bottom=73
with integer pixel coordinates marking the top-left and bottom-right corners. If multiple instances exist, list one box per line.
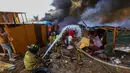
left=0, top=28, right=44, bottom=72
left=23, top=23, right=60, bottom=71
left=0, top=24, right=81, bottom=72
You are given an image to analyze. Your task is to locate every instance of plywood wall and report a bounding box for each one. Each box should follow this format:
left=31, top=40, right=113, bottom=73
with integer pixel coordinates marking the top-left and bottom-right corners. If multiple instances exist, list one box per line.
left=2, top=24, right=47, bottom=55
left=4, top=25, right=36, bottom=55
left=41, top=25, right=47, bottom=45
left=34, top=24, right=43, bottom=46
left=4, top=25, right=28, bottom=54
left=25, top=24, right=36, bottom=45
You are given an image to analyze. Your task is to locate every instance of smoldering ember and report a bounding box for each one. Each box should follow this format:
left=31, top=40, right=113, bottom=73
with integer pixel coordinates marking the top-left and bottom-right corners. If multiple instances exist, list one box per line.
left=0, top=0, right=130, bottom=73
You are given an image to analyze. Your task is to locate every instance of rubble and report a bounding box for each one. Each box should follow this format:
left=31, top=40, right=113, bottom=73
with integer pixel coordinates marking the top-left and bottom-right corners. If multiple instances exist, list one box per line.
left=114, top=59, right=121, bottom=64
left=50, top=53, right=60, bottom=59
left=0, top=61, right=15, bottom=72
left=115, top=46, right=130, bottom=53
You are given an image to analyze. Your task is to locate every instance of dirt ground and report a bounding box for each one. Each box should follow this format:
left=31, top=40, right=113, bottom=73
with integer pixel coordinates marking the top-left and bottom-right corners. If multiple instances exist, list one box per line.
left=0, top=53, right=110, bottom=73
left=48, top=54, right=109, bottom=73
left=2, top=53, right=109, bottom=73
left=0, top=46, right=125, bottom=73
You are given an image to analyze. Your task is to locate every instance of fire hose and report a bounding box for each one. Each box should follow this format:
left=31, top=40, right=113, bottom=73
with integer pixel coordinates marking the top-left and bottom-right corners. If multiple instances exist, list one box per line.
left=42, top=25, right=82, bottom=59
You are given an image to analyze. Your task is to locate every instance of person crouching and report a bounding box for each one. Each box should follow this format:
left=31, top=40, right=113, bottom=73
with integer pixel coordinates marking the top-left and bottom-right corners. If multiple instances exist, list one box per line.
left=24, top=44, right=43, bottom=71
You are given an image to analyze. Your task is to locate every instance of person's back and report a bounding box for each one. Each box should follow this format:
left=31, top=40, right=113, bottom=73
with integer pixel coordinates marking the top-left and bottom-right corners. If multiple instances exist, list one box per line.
left=24, top=51, right=40, bottom=70
left=24, top=44, right=41, bottom=71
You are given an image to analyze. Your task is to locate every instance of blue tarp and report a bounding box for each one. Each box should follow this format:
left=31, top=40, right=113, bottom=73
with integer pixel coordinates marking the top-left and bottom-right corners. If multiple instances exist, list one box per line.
left=23, top=21, right=52, bottom=25
left=42, top=21, right=52, bottom=25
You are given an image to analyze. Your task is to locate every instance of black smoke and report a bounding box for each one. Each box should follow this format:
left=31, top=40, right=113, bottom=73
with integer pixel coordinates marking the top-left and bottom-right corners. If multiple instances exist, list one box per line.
left=52, top=0, right=72, bottom=9
left=40, top=9, right=69, bottom=22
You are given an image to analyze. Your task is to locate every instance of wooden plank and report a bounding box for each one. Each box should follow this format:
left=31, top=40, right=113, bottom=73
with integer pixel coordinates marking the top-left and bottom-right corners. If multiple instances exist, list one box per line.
left=24, top=24, right=36, bottom=45
left=21, top=14, right=24, bottom=23
left=34, top=24, right=43, bottom=46
left=16, top=13, right=20, bottom=23
left=25, top=14, right=28, bottom=22
left=41, top=25, right=47, bottom=45
left=13, top=13, right=19, bottom=24
left=0, top=13, right=6, bottom=23
left=7, top=13, right=14, bottom=23
left=4, top=24, right=16, bottom=53
left=113, top=27, right=117, bottom=48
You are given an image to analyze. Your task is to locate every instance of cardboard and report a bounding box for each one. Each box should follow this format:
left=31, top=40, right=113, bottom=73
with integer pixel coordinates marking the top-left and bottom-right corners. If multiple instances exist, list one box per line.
left=79, top=37, right=90, bottom=49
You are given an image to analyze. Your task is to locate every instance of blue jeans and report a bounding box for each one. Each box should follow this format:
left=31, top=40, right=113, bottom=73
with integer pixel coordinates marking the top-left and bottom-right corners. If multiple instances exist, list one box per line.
left=1, top=43, right=12, bottom=58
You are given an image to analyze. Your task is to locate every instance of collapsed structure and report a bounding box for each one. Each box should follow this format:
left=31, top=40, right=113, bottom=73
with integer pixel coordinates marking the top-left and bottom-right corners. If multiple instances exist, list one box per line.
left=0, top=0, right=130, bottom=73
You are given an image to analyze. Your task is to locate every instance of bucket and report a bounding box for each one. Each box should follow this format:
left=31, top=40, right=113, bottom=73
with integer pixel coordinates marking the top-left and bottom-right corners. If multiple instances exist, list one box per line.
left=31, top=67, right=51, bottom=73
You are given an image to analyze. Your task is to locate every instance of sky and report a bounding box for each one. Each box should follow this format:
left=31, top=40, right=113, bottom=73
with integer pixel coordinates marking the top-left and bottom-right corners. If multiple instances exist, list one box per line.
left=0, top=0, right=55, bottom=20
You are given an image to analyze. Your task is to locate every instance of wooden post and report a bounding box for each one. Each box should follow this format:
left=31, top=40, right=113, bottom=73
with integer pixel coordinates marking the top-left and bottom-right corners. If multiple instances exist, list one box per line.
left=23, top=24, right=29, bottom=45
left=14, top=13, right=20, bottom=23
left=4, top=24, right=8, bottom=29
left=113, top=27, right=117, bottom=48
left=5, top=13, right=10, bottom=23
left=21, top=14, right=24, bottom=23
left=17, top=14, right=20, bottom=23
left=13, top=13, right=16, bottom=24
left=2, top=13, right=8, bottom=23
left=25, top=14, right=28, bottom=22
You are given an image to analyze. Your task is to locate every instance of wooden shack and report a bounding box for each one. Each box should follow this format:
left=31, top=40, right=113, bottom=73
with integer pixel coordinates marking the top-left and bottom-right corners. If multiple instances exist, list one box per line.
left=0, top=24, right=47, bottom=55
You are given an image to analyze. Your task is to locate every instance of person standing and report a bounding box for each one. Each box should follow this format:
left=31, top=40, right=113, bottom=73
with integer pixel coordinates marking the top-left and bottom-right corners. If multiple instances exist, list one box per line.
left=0, top=28, right=15, bottom=61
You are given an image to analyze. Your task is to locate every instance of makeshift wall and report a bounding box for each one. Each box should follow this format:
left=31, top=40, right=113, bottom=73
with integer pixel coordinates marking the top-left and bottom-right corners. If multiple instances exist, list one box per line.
left=116, top=30, right=130, bottom=45
left=41, top=25, right=47, bottom=45
left=25, top=24, right=36, bottom=45
left=4, top=25, right=36, bottom=55
left=34, top=24, right=44, bottom=47
left=106, top=30, right=114, bottom=44
left=7, top=13, right=14, bottom=23
left=106, top=30, right=130, bottom=46
left=0, top=12, right=19, bottom=23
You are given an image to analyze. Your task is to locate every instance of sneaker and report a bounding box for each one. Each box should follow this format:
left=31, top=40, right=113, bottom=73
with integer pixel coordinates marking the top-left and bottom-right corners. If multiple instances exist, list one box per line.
left=9, top=58, right=16, bottom=61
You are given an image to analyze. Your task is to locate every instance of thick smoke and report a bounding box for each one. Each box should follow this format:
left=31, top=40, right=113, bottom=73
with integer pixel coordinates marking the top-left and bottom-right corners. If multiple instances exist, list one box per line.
left=52, top=0, right=72, bottom=9
left=41, top=9, right=69, bottom=22
left=41, top=0, right=72, bottom=22
left=58, top=16, right=80, bottom=32
left=79, top=17, right=130, bottom=29
left=81, top=0, right=119, bottom=21
left=81, top=0, right=130, bottom=25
